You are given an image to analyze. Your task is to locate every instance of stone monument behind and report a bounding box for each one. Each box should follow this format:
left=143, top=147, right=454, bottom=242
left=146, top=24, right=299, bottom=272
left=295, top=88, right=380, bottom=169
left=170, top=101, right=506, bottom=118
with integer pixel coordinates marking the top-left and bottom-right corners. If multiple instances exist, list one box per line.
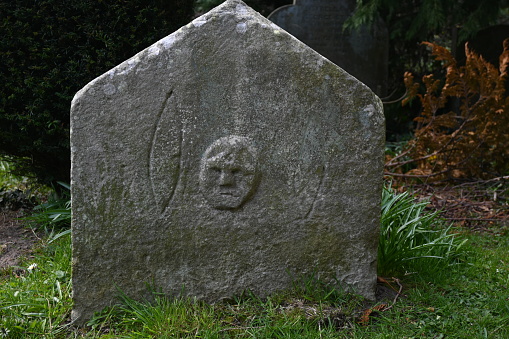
left=71, top=0, right=385, bottom=323
left=268, top=0, right=388, bottom=96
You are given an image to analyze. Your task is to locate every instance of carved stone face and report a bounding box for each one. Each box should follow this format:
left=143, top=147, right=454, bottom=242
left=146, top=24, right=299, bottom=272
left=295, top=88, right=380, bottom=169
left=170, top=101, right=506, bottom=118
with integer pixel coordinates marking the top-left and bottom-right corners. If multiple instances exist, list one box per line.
left=200, top=136, right=259, bottom=210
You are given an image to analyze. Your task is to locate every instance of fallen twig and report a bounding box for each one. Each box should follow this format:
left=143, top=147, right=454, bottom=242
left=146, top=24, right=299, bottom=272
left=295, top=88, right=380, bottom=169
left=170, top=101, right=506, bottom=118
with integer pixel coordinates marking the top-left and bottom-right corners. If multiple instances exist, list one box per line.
left=443, top=217, right=503, bottom=221
left=385, top=277, right=404, bottom=311
left=384, top=169, right=450, bottom=178
left=382, top=89, right=408, bottom=104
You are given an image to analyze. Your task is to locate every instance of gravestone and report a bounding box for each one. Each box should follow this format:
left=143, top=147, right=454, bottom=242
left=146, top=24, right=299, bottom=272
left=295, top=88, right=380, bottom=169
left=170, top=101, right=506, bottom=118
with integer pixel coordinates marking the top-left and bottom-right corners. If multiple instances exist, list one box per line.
left=71, top=0, right=385, bottom=323
left=268, top=0, right=388, bottom=96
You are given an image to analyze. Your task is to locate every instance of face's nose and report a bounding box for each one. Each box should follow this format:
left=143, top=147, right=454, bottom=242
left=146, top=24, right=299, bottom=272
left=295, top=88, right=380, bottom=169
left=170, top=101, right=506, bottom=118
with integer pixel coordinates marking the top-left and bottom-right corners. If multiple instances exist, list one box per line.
left=219, top=169, right=235, bottom=186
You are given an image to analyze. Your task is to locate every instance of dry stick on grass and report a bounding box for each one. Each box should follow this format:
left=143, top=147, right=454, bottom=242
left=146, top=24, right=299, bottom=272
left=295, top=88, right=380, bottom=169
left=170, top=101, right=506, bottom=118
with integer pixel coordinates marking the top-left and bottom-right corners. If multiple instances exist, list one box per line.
left=377, top=276, right=400, bottom=294
left=30, top=227, right=42, bottom=241
left=384, top=278, right=404, bottom=311
left=443, top=217, right=504, bottom=221
left=376, top=277, right=404, bottom=311
left=385, top=116, right=471, bottom=169
left=385, top=141, right=486, bottom=180
left=385, top=147, right=436, bottom=169
left=454, top=176, right=509, bottom=186
left=384, top=169, right=451, bottom=178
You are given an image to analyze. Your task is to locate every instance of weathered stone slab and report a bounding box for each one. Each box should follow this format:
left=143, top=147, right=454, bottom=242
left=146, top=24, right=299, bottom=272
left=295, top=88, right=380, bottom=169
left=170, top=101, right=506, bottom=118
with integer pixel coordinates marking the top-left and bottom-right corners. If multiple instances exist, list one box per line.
left=71, top=0, right=385, bottom=323
left=268, top=0, right=388, bottom=96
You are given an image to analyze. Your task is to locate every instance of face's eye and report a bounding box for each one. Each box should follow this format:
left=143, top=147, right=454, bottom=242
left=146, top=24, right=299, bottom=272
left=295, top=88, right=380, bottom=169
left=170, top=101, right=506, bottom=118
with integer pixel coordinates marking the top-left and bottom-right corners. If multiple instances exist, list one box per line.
left=231, top=168, right=241, bottom=174
left=209, top=166, right=221, bottom=173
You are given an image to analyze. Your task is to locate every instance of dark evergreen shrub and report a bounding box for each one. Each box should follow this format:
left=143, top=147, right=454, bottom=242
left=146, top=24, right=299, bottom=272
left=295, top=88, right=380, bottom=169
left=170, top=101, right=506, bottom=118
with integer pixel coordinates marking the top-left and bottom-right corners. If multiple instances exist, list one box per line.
left=195, top=0, right=292, bottom=16
left=0, top=0, right=194, bottom=184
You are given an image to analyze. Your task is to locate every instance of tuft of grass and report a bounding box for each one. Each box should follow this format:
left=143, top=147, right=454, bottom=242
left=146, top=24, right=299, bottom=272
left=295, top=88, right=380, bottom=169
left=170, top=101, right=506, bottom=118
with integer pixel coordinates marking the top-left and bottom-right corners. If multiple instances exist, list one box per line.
left=379, top=185, right=467, bottom=276
left=0, top=232, right=72, bottom=338
left=87, top=283, right=360, bottom=339
left=23, top=182, right=71, bottom=236
left=285, top=272, right=357, bottom=307
left=109, top=292, right=221, bottom=338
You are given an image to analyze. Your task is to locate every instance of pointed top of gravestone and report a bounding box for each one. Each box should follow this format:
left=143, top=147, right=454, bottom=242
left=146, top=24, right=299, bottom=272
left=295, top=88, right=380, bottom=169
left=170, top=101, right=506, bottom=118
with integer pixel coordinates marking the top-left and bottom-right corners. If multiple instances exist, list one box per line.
left=71, top=0, right=383, bottom=324
left=72, top=0, right=362, bottom=104
left=268, top=0, right=388, bottom=95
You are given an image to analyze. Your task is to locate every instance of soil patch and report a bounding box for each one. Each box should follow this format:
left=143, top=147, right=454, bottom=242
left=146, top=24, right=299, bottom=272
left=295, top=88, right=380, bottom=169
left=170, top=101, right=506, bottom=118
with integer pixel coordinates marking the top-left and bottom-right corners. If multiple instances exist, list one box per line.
left=0, top=210, right=40, bottom=270
left=411, top=181, right=509, bottom=233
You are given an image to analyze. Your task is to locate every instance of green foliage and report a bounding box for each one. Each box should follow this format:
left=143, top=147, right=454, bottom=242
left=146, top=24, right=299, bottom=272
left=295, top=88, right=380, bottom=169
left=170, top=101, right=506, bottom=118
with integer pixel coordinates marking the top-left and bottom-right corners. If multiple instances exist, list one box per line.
left=379, top=185, right=467, bottom=276
left=195, top=0, right=292, bottom=16
left=0, top=0, right=194, bottom=185
left=0, top=158, right=48, bottom=210
left=0, top=160, right=25, bottom=191
left=370, top=233, right=509, bottom=338
left=23, top=182, right=71, bottom=234
left=346, top=0, right=505, bottom=42
left=194, top=0, right=224, bottom=12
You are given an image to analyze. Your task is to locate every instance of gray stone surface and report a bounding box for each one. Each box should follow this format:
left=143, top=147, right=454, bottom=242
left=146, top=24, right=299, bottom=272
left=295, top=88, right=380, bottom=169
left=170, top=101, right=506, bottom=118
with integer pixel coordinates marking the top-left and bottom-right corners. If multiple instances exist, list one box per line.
left=70, top=0, right=385, bottom=324
left=268, top=0, right=389, bottom=96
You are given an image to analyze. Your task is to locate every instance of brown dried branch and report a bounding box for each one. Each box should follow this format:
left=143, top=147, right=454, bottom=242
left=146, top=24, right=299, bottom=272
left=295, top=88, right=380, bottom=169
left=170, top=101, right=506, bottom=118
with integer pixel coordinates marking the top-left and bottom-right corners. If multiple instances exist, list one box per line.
left=394, top=40, right=509, bottom=181
left=384, top=169, right=450, bottom=178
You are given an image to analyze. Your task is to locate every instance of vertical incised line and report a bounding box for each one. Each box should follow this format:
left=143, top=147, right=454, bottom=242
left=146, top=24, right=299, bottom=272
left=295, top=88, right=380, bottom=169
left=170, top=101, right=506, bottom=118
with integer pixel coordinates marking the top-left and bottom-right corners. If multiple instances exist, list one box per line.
left=149, top=90, right=174, bottom=209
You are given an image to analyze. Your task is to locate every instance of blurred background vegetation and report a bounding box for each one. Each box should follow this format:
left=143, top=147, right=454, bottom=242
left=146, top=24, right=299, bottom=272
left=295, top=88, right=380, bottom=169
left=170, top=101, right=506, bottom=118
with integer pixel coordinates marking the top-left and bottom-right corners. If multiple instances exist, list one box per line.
left=1, top=0, right=195, bottom=185
left=1, top=0, right=508, bottom=186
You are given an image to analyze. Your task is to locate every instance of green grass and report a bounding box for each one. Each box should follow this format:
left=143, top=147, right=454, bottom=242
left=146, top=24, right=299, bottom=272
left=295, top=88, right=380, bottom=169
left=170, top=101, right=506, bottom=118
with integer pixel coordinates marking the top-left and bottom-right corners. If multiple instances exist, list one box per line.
left=1, top=229, right=507, bottom=338
left=356, top=230, right=509, bottom=338
left=1, top=186, right=508, bottom=338
left=0, top=233, right=72, bottom=338
left=86, top=284, right=364, bottom=338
